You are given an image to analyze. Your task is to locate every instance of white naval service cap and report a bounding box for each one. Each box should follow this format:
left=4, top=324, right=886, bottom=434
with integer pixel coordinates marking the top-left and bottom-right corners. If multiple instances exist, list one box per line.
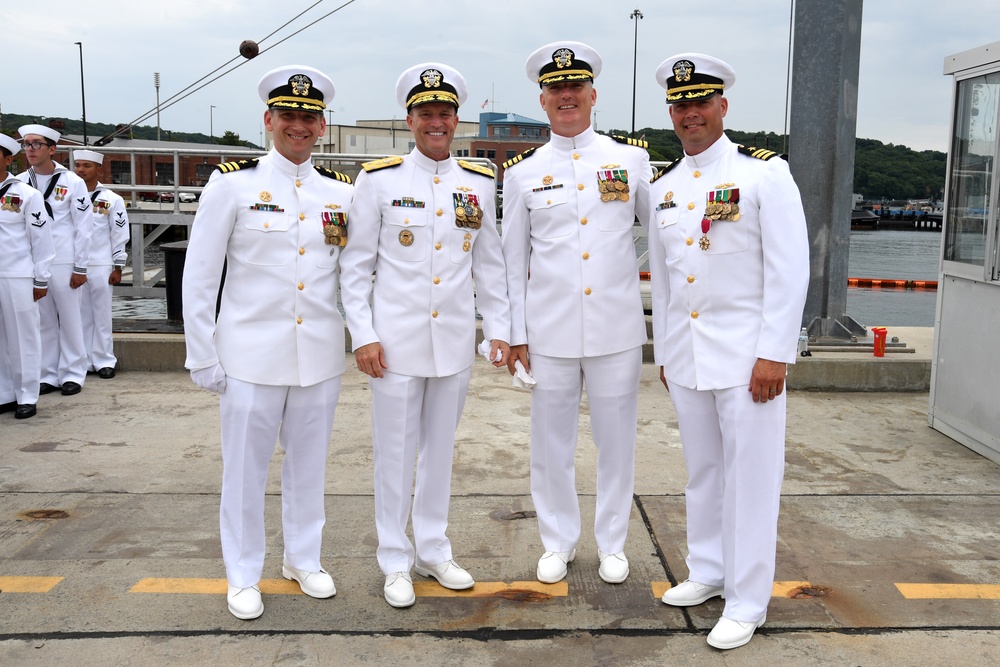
left=396, top=63, right=467, bottom=111
left=73, top=149, right=104, bottom=164
left=257, top=65, right=335, bottom=112
left=18, top=124, right=61, bottom=143
left=0, top=134, right=21, bottom=156
left=656, top=53, right=736, bottom=103
left=525, top=41, right=602, bottom=87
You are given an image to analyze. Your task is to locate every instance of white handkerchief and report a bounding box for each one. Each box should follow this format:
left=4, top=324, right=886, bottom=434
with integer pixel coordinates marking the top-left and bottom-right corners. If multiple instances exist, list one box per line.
left=512, top=360, right=536, bottom=389
left=477, top=339, right=502, bottom=363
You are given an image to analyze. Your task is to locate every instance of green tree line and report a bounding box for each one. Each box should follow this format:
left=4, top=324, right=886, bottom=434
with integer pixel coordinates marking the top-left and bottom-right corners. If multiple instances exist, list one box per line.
left=612, top=127, right=946, bottom=202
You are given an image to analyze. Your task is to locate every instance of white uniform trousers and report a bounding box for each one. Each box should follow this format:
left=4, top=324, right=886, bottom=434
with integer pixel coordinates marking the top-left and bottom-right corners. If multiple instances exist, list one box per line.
left=37, top=264, right=87, bottom=386
left=80, top=264, right=116, bottom=371
left=529, top=347, right=642, bottom=554
left=219, top=375, right=341, bottom=588
left=666, top=382, right=786, bottom=623
left=369, top=368, right=471, bottom=575
left=0, top=277, right=42, bottom=405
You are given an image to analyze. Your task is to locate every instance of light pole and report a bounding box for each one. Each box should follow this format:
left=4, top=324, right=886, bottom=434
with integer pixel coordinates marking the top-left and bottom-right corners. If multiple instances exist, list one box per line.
left=154, top=72, right=161, bottom=142
left=629, top=9, right=643, bottom=138
left=210, top=105, right=216, bottom=142
left=74, top=41, right=88, bottom=145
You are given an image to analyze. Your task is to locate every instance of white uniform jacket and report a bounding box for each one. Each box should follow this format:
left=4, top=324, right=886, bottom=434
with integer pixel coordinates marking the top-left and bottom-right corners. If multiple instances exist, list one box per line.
left=340, top=149, right=510, bottom=378
left=501, top=127, right=651, bottom=358
left=0, top=175, right=55, bottom=286
left=87, top=184, right=130, bottom=267
left=18, top=165, right=92, bottom=274
left=183, top=149, right=353, bottom=386
left=648, top=135, right=809, bottom=390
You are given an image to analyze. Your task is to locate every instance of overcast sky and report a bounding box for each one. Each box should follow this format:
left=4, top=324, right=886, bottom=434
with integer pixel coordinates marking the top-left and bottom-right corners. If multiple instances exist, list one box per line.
left=5, top=0, right=997, bottom=152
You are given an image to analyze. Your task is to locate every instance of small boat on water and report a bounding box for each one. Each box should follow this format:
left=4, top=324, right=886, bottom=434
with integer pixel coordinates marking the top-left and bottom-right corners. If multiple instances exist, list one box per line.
left=850, top=208, right=880, bottom=230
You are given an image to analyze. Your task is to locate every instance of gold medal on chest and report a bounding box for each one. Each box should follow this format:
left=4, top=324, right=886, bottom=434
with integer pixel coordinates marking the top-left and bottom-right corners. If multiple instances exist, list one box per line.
left=399, top=229, right=414, bottom=246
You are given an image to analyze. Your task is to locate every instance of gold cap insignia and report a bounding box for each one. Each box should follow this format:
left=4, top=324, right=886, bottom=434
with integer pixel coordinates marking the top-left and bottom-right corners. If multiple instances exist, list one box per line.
left=673, top=60, right=694, bottom=83
left=553, top=48, right=574, bottom=69
left=420, top=69, right=443, bottom=89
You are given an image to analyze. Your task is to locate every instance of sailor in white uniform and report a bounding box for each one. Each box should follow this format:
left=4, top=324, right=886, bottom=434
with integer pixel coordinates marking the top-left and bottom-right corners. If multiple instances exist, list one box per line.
left=0, top=134, right=55, bottom=420
left=182, top=65, right=354, bottom=620
left=501, top=41, right=651, bottom=586
left=647, top=53, right=810, bottom=650
left=16, top=124, right=92, bottom=396
left=73, top=149, right=129, bottom=379
left=340, top=62, right=511, bottom=609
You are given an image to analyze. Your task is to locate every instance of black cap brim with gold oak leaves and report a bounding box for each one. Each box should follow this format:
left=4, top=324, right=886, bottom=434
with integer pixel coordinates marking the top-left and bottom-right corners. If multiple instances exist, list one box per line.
left=266, top=74, right=326, bottom=113
left=665, top=60, right=724, bottom=102
left=538, top=48, right=595, bottom=87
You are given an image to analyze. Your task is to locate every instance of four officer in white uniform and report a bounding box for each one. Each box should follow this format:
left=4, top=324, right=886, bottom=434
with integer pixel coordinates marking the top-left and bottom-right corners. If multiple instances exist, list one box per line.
left=647, top=53, right=810, bottom=650
left=72, top=149, right=129, bottom=379
left=182, top=65, right=354, bottom=620
left=0, top=135, right=54, bottom=420
left=340, top=62, right=511, bottom=608
left=501, top=41, right=651, bottom=586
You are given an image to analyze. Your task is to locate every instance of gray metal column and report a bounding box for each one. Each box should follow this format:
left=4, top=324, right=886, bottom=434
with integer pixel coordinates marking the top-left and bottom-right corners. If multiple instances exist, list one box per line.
left=788, top=0, right=866, bottom=339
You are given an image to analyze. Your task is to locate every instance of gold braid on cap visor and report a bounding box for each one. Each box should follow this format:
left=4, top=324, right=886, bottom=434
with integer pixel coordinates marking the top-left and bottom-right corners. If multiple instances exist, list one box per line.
left=666, top=83, right=724, bottom=102
left=538, top=69, right=594, bottom=84
left=406, top=90, right=459, bottom=109
left=267, top=95, right=326, bottom=111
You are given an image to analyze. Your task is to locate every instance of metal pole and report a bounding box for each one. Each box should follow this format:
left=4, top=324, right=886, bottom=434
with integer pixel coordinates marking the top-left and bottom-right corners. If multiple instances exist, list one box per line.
left=155, top=73, right=161, bottom=142
left=630, top=9, right=643, bottom=137
left=74, top=42, right=88, bottom=145
left=210, top=105, right=216, bottom=142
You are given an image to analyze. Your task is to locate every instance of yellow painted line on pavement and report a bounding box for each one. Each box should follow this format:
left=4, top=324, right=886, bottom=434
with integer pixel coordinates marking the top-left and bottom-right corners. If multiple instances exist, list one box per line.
left=0, top=576, right=64, bottom=593
left=413, top=580, right=567, bottom=598
left=651, top=581, right=812, bottom=600
left=896, top=583, right=1000, bottom=599
left=130, top=578, right=301, bottom=595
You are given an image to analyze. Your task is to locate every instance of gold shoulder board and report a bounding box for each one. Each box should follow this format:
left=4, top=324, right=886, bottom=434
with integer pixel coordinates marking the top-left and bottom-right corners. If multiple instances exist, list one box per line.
left=501, top=147, right=537, bottom=170
left=458, top=160, right=495, bottom=179
left=737, top=145, right=785, bottom=161
left=611, top=135, right=649, bottom=149
left=362, top=156, right=404, bottom=172
left=650, top=160, right=681, bottom=183
left=314, top=166, right=353, bottom=184
left=215, top=158, right=260, bottom=174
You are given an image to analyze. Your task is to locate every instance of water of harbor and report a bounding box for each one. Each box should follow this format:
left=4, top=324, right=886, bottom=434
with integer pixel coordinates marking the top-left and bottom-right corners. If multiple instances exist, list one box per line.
left=113, top=229, right=942, bottom=327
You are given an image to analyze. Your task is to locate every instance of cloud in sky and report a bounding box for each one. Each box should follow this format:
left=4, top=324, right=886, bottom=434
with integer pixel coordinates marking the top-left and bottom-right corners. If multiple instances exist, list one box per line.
left=5, top=0, right=998, bottom=152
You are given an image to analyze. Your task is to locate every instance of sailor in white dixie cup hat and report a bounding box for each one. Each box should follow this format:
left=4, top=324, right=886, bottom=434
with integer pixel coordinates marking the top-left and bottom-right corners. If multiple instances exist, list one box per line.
left=72, top=149, right=129, bottom=380
left=501, top=40, right=651, bottom=588
left=0, top=134, right=55, bottom=420
left=339, top=62, right=511, bottom=609
left=182, top=64, right=353, bottom=621
left=16, top=123, right=93, bottom=398
left=648, top=53, right=809, bottom=650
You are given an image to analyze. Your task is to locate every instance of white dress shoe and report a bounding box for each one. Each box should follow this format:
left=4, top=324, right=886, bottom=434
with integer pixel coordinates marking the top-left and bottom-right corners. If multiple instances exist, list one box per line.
left=707, top=615, right=766, bottom=650
left=227, top=585, right=263, bottom=620
left=661, top=580, right=724, bottom=606
left=414, top=559, right=474, bottom=590
left=282, top=560, right=336, bottom=598
left=597, top=550, right=629, bottom=584
left=536, top=549, right=576, bottom=584
left=384, top=571, right=415, bottom=608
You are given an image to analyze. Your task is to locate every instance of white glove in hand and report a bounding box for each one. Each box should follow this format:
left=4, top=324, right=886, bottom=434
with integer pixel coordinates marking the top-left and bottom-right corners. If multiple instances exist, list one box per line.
left=191, top=363, right=227, bottom=394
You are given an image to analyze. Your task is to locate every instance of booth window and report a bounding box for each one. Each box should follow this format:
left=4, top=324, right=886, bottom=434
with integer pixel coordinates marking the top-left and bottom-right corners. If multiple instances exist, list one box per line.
left=944, top=71, right=999, bottom=275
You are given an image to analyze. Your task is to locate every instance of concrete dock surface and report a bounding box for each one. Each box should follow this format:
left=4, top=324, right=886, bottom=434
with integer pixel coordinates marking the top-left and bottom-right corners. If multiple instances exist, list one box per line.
left=2, top=327, right=999, bottom=666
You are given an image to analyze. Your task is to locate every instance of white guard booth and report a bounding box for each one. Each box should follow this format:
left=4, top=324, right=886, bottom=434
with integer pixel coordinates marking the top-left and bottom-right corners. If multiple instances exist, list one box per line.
left=931, top=42, right=1000, bottom=464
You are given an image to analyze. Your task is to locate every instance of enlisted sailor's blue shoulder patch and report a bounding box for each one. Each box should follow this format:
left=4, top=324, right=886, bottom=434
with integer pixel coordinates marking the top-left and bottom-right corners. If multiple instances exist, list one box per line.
left=502, top=147, right=537, bottom=170
left=215, top=158, right=259, bottom=174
